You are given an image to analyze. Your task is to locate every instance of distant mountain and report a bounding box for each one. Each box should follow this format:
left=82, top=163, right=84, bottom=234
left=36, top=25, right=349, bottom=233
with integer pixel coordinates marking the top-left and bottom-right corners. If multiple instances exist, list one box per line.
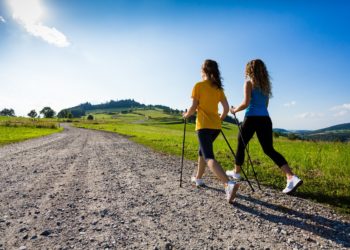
left=58, top=99, right=175, bottom=118
left=310, top=123, right=350, bottom=134
left=273, top=123, right=350, bottom=142
left=273, top=128, right=290, bottom=134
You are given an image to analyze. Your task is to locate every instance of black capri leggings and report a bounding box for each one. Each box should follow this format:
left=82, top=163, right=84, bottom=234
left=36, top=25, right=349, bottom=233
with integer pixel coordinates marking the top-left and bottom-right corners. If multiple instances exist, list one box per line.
left=197, top=129, right=221, bottom=160
left=235, top=116, right=288, bottom=167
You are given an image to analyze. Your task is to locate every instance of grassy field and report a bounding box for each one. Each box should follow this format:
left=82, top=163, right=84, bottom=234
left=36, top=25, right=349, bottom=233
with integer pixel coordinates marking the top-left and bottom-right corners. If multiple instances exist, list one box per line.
left=0, top=116, right=63, bottom=145
left=75, top=108, right=350, bottom=214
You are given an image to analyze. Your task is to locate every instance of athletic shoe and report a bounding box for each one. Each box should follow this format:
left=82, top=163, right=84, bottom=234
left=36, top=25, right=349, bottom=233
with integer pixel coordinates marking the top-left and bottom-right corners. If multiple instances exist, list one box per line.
left=282, top=175, right=303, bottom=194
left=191, top=176, right=205, bottom=187
left=225, top=180, right=240, bottom=203
left=226, top=170, right=241, bottom=180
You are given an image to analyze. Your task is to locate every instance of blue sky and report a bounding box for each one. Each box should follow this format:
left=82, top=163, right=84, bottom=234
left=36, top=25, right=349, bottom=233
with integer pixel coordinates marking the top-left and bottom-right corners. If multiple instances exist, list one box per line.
left=0, top=0, right=349, bottom=129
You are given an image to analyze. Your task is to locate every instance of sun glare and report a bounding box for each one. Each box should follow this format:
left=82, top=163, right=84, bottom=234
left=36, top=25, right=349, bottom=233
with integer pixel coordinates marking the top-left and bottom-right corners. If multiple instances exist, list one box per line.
left=6, top=0, right=69, bottom=47
left=8, top=0, right=46, bottom=24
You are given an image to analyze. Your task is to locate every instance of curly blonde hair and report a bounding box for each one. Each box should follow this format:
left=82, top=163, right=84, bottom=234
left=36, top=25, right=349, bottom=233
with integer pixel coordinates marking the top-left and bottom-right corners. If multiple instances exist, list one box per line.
left=245, top=59, right=272, bottom=98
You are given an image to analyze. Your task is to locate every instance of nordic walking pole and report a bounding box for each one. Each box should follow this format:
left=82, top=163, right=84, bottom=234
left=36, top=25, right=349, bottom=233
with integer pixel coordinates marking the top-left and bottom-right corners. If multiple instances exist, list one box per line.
left=220, top=130, right=255, bottom=192
left=180, top=109, right=187, bottom=187
left=232, top=111, right=261, bottom=190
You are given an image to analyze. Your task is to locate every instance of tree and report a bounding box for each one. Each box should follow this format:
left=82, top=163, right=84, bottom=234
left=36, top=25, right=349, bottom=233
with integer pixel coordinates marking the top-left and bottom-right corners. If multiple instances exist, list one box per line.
left=57, top=110, right=68, bottom=118
left=187, top=115, right=196, bottom=123
left=40, top=107, right=56, bottom=118
left=57, top=109, right=73, bottom=118
left=87, top=114, right=94, bottom=120
left=273, top=132, right=280, bottom=138
left=70, top=108, right=85, bottom=118
left=0, top=108, right=15, bottom=117
left=288, top=133, right=299, bottom=140
left=28, top=110, right=38, bottom=119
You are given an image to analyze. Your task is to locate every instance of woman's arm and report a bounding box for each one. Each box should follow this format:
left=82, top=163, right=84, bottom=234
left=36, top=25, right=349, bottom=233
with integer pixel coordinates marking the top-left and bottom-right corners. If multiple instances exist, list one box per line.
left=183, top=98, right=199, bottom=118
left=230, top=80, right=252, bottom=114
left=220, top=97, right=229, bottom=121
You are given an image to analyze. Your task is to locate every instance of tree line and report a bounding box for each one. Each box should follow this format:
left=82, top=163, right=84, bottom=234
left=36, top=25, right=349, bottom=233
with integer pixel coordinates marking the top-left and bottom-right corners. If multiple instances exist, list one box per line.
left=0, top=107, right=56, bottom=118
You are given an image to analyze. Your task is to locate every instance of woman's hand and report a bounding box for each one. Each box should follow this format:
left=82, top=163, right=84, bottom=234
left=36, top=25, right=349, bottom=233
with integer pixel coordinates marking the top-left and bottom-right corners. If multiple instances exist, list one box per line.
left=182, top=111, right=188, bottom=119
left=183, top=99, right=199, bottom=119
left=230, top=106, right=236, bottom=114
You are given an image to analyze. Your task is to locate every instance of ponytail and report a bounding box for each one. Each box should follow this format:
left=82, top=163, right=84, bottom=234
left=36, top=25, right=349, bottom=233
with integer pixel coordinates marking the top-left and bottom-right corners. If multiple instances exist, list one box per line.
left=202, top=59, right=223, bottom=89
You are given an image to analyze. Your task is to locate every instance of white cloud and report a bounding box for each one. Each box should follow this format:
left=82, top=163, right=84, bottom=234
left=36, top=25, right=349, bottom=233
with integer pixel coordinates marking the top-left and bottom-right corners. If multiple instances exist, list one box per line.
left=0, top=16, right=6, bottom=23
left=295, top=112, right=324, bottom=119
left=284, top=101, right=296, bottom=107
left=334, top=110, right=348, bottom=117
left=330, top=103, right=350, bottom=117
left=330, top=103, right=350, bottom=111
left=7, top=0, right=70, bottom=47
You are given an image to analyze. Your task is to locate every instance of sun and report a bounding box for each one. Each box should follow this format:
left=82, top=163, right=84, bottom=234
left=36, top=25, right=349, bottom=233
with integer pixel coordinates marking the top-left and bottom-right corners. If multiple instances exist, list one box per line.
left=8, top=0, right=47, bottom=24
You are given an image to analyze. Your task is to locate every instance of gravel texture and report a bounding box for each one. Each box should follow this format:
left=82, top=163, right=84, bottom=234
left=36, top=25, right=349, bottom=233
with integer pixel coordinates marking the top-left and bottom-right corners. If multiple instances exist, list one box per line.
left=0, top=124, right=349, bottom=249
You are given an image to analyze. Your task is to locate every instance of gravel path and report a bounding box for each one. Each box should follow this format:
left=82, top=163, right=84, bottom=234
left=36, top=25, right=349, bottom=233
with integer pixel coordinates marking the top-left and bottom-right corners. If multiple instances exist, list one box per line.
left=0, top=124, right=349, bottom=250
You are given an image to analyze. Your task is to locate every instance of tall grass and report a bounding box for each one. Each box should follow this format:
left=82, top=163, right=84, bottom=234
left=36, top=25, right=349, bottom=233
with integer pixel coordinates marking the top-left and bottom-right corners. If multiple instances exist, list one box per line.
left=0, top=117, right=59, bottom=129
left=0, top=116, right=63, bottom=145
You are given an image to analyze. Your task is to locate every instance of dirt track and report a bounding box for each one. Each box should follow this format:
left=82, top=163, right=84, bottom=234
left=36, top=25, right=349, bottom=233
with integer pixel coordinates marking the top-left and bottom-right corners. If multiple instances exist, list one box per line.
left=0, top=124, right=349, bottom=249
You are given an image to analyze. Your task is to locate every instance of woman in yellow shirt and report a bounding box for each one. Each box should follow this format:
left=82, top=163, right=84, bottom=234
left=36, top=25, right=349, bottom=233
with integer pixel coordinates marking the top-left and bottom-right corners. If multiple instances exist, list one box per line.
left=183, top=59, right=239, bottom=203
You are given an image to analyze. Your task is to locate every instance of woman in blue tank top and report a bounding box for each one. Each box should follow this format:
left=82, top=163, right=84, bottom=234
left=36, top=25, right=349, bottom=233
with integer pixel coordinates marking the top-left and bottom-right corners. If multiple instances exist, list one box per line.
left=226, top=59, right=303, bottom=194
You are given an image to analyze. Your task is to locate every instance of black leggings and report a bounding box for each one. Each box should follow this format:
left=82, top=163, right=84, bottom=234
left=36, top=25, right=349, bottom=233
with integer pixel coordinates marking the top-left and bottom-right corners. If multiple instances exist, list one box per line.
left=235, top=116, right=288, bottom=167
left=197, top=129, right=221, bottom=160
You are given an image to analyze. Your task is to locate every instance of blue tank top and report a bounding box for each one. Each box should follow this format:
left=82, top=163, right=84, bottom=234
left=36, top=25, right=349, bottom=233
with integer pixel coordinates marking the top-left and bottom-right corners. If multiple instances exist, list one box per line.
left=245, top=88, right=269, bottom=117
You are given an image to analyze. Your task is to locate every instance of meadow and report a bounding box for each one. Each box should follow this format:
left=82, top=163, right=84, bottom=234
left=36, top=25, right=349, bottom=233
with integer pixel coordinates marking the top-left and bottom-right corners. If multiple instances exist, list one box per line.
left=75, top=109, right=350, bottom=214
left=0, top=116, right=63, bottom=145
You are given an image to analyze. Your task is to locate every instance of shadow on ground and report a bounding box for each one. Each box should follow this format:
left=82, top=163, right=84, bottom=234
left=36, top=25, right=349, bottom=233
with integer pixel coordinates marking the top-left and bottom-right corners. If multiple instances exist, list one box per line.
left=202, top=184, right=350, bottom=248
left=235, top=194, right=350, bottom=248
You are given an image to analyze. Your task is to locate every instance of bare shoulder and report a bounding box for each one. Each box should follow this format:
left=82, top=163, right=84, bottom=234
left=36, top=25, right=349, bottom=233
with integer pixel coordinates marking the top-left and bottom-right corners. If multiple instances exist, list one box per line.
left=244, top=79, right=253, bottom=89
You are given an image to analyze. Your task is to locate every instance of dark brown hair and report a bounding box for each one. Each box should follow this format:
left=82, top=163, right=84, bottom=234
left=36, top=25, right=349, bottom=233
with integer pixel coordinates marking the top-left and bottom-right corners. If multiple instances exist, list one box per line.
left=245, top=59, right=272, bottom=97
left=202, top=59, right=223, bottom=89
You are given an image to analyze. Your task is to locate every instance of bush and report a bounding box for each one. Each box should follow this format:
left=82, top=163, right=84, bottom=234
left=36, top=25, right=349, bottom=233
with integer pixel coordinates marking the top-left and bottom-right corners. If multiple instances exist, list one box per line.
left=273, top=132, right=280, bottom=138
left=288, top=133, right=299, bottom=140
left=87, top=114, right=94, bottom=120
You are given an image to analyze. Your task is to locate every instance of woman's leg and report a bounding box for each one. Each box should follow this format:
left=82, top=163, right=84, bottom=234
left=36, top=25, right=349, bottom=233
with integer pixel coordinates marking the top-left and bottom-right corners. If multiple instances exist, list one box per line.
left=207, top=159, right=229, bottom=183
left=234, top=117, right=256, bottom=174
left=197, top=129, right=240, bottom=202
left=196, top=156, right=206, bottom=179
left=255, top=117, right=294, bottom=179
left=197, top=129, right=229, bottom=184
left=280, top=164, right=294, bottom=180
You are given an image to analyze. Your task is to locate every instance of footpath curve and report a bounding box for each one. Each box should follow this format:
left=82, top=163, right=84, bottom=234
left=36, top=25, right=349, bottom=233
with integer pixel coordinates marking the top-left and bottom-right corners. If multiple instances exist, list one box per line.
left=0, top=124, right=349, bottom=249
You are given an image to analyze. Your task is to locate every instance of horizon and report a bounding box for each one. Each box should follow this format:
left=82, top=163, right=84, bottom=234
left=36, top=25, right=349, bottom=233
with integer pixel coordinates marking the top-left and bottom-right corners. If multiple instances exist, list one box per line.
left=5, top=97, right=350, bottom=131
left=1, top=0, right=349, bottom=130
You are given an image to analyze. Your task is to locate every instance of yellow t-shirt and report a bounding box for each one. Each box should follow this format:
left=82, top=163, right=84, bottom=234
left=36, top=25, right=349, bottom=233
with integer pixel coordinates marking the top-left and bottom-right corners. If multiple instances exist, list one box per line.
left=191, top=80, right=226, bottom=130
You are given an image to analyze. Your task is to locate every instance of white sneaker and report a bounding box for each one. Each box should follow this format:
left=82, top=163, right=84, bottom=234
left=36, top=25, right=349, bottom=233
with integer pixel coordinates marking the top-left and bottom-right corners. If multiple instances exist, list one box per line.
left=226, top=170, right=241, bottom=180
left=191, top=176, right=205, bottom=187
left=282, top=175, right=303, bottom=194
left=225, top=180, right=240, bottom=203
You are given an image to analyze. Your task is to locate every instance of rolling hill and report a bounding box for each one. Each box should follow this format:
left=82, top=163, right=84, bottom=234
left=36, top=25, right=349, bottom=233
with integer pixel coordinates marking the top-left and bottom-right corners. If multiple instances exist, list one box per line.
left=58, top=99, right=179, bottom=118
left=274, top=123, right=350, bottom=142
left=59, top=99, right=349, bottom=142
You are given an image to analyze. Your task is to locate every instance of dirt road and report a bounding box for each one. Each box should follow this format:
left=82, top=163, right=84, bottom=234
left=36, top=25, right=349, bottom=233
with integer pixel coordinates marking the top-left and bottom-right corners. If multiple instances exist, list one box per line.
left=0, top=124, right=349, bottom=249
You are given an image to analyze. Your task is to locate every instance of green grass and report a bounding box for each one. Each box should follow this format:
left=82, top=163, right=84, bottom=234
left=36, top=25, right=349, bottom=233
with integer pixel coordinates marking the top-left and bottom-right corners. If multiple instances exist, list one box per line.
left=74, top=109, right=350, bottom=214
left=0, top=116, right=63, bottom=145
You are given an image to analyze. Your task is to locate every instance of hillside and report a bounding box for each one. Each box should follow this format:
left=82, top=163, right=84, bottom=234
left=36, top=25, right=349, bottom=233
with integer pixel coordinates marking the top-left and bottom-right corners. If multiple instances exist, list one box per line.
left=58, top=99, right=179, bottom=118
left=274, top=123, right=350, bottom=142
left=59, top=99, right=349, bottom=142
left=311, top=123, right=350, bottom=133
left=57, top=99, right=240, bottom=124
